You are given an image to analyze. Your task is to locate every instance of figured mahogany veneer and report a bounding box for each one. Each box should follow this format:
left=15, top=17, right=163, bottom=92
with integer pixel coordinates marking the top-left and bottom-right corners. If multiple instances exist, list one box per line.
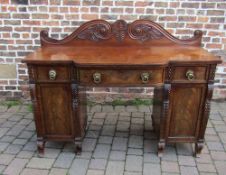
left=22, top=19, right=221, bottom=157
left=78, top=67, right=164, bottom=86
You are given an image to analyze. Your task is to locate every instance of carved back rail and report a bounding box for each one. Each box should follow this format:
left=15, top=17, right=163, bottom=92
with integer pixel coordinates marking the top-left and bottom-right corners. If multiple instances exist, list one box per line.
left=40, top=19, right=203, bottom=47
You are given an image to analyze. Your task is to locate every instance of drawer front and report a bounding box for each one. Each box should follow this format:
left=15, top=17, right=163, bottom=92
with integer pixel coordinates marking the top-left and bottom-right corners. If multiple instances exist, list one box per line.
left=79, top=68, right=164, bottom=85
left=172, top=66, right=207, bottom=82
left=36, top=66, right=71, bottom=81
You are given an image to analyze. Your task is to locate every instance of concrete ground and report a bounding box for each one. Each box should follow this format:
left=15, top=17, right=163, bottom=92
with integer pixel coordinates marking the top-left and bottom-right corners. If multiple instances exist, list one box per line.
left=0, top=101, right=226, bottom=175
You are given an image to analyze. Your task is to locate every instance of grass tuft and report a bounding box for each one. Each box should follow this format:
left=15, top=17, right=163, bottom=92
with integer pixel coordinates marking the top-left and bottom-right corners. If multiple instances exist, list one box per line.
left=1, top=100, right=21, bottom=109
left=27, top=104, right=33, bottom=112
left=88, top=98, right=153, bottom=106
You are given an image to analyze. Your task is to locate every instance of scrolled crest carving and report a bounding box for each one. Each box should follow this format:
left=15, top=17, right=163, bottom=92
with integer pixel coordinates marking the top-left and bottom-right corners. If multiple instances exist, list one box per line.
left=128, top=21, right=163, bottom=42
left=40, top=19, right=203, bottom=46
left=77, top=22, right=112, bottom=41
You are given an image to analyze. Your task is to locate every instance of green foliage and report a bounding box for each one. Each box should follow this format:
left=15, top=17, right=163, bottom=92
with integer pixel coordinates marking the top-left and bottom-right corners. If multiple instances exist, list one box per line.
left=111, top=98, right=126, bottom=106
left=86, top=100, right=96, bottom=106
left=87, top=98, right=153, bottom=106
left=1, top=100, right=21, bottom=108
left=126, top=98, right=153, bottom=106
left=27, top=104, right=33, bottom=112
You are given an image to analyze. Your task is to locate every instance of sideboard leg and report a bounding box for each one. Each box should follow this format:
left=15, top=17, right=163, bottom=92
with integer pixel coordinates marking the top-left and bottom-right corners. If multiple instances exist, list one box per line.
left=37, top=137, right=45, bottom=156
left=157, top=83, right=171, bottom=158
left=195, top=140, right=204, bottom=157
left=158, top=139, right=166, bottom=157
left=75, top=138, right=82, bottom=155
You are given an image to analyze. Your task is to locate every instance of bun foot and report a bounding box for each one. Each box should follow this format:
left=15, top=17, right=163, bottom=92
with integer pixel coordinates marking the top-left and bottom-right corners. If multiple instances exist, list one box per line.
left=158, top=140, right=165, bottom=158
left=75, top=145, right=82, bottom=155
left=195, top=141, right=204, bottom=158
left=37, top=138, right=45, bottom=157
left=75, top=138, right=82, bottom=155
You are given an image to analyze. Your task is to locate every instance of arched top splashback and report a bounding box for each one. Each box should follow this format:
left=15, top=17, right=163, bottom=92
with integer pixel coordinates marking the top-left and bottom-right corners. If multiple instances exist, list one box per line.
left=40, top=19, right=203, bottom=47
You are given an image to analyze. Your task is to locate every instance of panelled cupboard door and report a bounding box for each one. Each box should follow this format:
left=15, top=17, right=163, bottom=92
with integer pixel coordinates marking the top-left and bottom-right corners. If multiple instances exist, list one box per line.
left=167, top=84, right=206, bottom=141
left=37, top=83, right=74, bottom=139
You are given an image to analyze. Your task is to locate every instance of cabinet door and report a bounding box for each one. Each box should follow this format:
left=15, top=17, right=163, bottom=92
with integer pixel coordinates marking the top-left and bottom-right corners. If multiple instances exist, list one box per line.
left=37, top=83, right=74, bottom=139
left=167, top=84, right=206, bottom=142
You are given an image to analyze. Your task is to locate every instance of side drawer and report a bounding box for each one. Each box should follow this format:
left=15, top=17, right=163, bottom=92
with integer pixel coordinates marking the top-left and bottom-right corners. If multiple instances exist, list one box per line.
left=36, top=65, right=71, bottom=81
left=172, top=66, right=207, bottom=82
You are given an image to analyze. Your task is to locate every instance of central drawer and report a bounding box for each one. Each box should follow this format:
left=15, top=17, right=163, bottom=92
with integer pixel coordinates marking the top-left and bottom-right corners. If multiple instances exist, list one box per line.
left=78, top=68, right=164, bottom=86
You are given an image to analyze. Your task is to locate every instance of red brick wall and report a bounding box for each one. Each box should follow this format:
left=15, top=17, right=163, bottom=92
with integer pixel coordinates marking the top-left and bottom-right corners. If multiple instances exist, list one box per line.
left=0, top=0, right=226, bottom=100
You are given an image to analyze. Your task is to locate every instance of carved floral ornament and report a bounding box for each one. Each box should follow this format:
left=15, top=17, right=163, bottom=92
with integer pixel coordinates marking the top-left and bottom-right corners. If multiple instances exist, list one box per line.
left=40, top=19, right=203, bottom=45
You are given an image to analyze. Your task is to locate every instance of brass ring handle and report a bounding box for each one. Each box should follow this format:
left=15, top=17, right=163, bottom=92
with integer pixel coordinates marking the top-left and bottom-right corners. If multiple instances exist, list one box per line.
left=141, top=72, right=150, bottom=84
left=186, top=70, right=195, bottom=80
left=49, top=69, right=57, bottom=80
left=93, top=72, right=101, bottom=84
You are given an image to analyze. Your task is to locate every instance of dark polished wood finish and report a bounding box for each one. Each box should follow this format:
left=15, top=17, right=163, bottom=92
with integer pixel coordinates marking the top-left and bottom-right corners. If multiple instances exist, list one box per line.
left=22, top=19, right=221, bottom=157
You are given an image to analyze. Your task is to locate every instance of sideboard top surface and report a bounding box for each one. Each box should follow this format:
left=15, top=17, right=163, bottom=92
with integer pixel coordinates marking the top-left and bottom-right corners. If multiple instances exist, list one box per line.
left=23, top=46, right=221, bottom=65
left=22, top=19, right=221, bottom=65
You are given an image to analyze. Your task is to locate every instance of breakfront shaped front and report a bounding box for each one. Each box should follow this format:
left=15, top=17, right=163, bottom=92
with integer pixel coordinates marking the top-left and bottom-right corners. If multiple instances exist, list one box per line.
left=22, top=19, right=221, bottom=157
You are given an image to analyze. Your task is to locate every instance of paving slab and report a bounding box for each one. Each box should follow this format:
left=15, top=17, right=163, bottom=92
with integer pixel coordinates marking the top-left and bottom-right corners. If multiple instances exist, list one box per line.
left=180, top=166, right=199, bottom=175
left=89, top=158, right=107, bottom=170
left=86, top=169, right=104, bottom=175
left=105, top=161, right=124, bottom=175
left=0, top=154, right=14, bottom=165
left=161, top=161, right=180, bottom=173
left=3, top=158, right=28, bottom=175
left=93, top=144, right=111, bottom=159
left=26, top=157, right=55, bottom=169
left=112, top=137, right=128, bottom=151
left=20, top=168, right=49, bottom=175
left=69, top=158, right=89, bottom=175
left=49, top=168, right=68, bottom=175
left=214, top=161, right=226, bottom=175
left=125, top=155, right=143, bottom=172
left=54, top=152, right=75, bottom=168
left=143, top=163, right=161, bottom=175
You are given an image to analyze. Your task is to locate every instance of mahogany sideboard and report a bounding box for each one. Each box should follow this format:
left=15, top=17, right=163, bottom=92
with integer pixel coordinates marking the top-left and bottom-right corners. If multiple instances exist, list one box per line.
left=22, top=19, right=222, bottom=157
